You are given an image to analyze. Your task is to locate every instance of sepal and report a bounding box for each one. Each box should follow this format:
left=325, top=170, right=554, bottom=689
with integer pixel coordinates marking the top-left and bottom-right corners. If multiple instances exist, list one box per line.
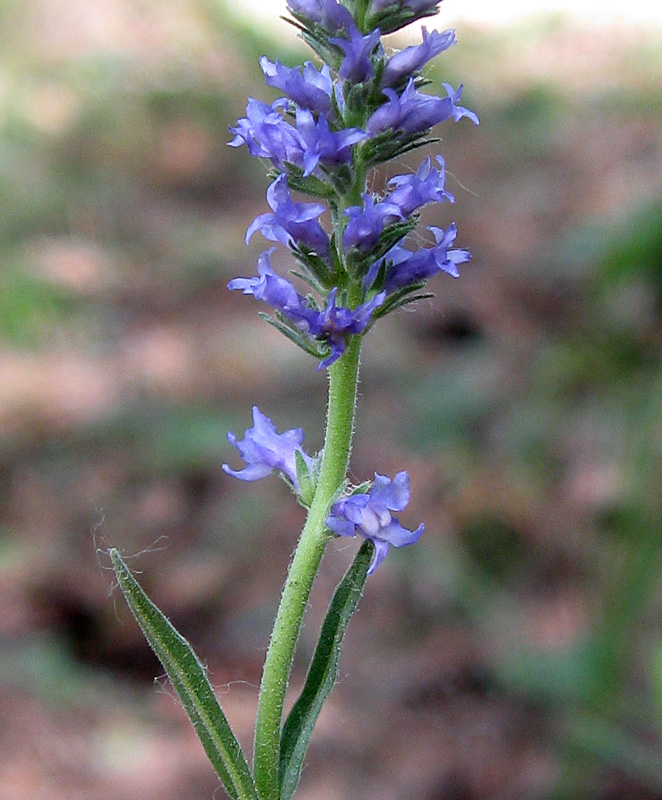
left=291, top=244, right=334, bottom=288
left=295, top=448, right=317, bottom=507
left=342, top=0, right=371, bottom=24
left=349, top=479, right=372, bottom=496
left=258, top=310, right=324, bottom=359
left=366, top=4, right=441, bottom=36
left=375, top=286, right=434, bottom=316
left=284, top=14, right=343, bottom=70
left=360, top=130, right=439, bottom=167
left=270, top=165, right=336, bottom=200
left=289, top=268, right=325, bottom=295
left=344, top=81, right=375, bottom=117
left=346, top=215, right=418, bottom=278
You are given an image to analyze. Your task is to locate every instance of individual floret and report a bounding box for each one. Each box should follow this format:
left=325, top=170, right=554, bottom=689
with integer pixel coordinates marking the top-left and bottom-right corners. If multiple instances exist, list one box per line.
left=367, top=79, right=478, bottom=135
left=381, top=27, right=455, bottom=87
left=260, top=58, right=334, bottom=115
left=295, top=108, right=367, bottom=176
left=229, top=253, right=386, bottom=369
left=364, top=222, right=470, bottom=292
left=286, top=0, right=354, bottom=32
left=246, top=175, right=330, bottom=256
left=229, top=101, right=365, bottom=179
left=326, top=471, right=424, bottom=573
left=329, top=24, right=381, bottom=83
left=228, top=98, right=302, bottom=168
left=289, top=288, right=386, bottom=367
left=386, top=155, right=453, bottom=217
left=343, top=194, right=403, bottom=253
left=223, top=406, right=313, bottom=489
left=228, top=248, right=305, bottom=313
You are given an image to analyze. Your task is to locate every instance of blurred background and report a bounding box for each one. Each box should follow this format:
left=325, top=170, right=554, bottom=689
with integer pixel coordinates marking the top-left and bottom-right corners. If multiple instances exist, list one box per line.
left=1, top=0, right=662, bottom=798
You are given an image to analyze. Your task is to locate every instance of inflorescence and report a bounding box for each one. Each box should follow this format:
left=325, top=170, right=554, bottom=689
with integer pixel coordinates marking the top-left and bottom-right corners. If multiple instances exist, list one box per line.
left=224, top=0, right=477, bottom=571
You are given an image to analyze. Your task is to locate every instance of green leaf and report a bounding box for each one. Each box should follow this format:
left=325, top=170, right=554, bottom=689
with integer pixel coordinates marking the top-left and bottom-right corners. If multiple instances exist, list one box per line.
left=279, top=540, right=374, bottom=800
left=110, top=549, right=259, bottom=800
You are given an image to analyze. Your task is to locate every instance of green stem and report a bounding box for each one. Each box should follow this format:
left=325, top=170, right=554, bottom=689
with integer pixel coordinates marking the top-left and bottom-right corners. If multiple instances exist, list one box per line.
left=252, top=334, right=362, bottom=800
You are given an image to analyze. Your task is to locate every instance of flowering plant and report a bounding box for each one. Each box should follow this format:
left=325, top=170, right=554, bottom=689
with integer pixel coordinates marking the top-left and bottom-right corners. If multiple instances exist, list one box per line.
left=110, top=1, right=477, bottom=798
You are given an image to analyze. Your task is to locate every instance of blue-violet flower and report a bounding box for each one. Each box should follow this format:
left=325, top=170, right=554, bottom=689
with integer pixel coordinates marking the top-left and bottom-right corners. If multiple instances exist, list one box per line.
left=329, top=24, right=381, bottom=84
left=289, top=288, right=386, bottom=368
left=228, top=98, right=303, bottom=168
left=386, top=155, right=453, bottom=217
left=295, top=108, right=367, bottom=176
left=230, top=99, right=365, bottom=179
left=260, top=57, right=334, bottom=115
left=343, top=193, right=403, bottom=252
left=326, top=471, right=424, bottom=573
left=246, top=174, right=330, bottom=256
left=367, top=79, right=478, bottom=135
left=228, top=248, right=304, bottom=314
left=229, top=253, right=386, bottom=369
left=223, top=406, right=313, bottom=489
left=381, top=27, right=455, bottom=87
left=377, top=222, right=471, bottom=292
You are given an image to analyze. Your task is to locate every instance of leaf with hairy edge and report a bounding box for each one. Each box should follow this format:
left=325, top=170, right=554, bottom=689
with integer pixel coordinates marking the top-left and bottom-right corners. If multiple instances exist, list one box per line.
left=110, top=549, right=259, bottom=800
left=279, top=540, right=373, bottom=800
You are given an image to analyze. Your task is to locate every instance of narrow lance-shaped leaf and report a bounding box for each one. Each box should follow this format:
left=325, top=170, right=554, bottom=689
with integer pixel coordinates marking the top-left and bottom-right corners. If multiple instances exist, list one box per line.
left=279, top=540, right=374, bottom=800
left=110, top=549, right=259, bottom=800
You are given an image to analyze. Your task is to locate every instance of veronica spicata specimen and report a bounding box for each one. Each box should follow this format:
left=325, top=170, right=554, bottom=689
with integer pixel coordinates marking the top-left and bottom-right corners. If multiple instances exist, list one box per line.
left=111, top=2, right=477, bottom=798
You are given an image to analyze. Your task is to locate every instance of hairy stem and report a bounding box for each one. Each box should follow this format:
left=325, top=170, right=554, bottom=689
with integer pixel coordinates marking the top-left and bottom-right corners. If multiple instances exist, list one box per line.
left=252, top=334, right=362, bottom=800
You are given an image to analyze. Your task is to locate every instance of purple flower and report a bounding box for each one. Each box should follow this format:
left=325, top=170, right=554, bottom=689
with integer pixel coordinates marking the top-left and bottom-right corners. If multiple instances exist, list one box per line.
left=229, top=251, right=385, bottom=369
left=287, top=0, right=354, bottom=32
left=386, top=155, right=454, bottom=217
left=326, top=471, right=424, bottom=573
left=343, top=193, right=403, bottom=252
left=223, top=406, right=313, bottom=488
left=380, top=223, right=471, bottom=291
left=230, top=99, right=366, bottom=179
left=260, top=57, right=334, bottom=115
left=246, top=174, right=330, bottom=256
left=291, top=288, right=386, bottom=368
left=229, top=98, right=304, bottom=169
left=367, top=79, right=478, bottom=136
left=228, top=248, right=305, bottom=314
left=295, top=108, right=367, bottom=176
left=329, top=24, right=381, bottom=84
left=381, top=27, right=455, bottom=87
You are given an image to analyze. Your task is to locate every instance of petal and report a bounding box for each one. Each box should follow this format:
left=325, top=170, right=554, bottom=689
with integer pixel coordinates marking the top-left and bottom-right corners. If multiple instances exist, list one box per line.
left=367, top=539, right=390, bottom=574
left=358, top=506, right=383, bottom=537
left=370, top=471, right=410, bottom=511
left=222, top=462, right=273, bottom=481
left=326, top=515, right=357, bottom=538
left=245, top=212, right=273, bottom=244
left=377, top=520, right=424, bottom=548
left=227, top=276, right=257, bottom=293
